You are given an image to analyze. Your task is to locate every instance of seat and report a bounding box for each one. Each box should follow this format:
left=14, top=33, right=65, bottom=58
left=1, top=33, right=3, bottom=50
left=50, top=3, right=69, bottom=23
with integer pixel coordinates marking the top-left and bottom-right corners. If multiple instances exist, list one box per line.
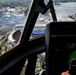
left=45, top=22, right=76, bottom=75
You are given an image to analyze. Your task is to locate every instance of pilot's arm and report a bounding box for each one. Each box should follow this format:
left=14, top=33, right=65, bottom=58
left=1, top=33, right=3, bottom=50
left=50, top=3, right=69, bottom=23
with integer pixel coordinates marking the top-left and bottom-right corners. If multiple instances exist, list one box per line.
left=61, top=71, right=71, bottom=75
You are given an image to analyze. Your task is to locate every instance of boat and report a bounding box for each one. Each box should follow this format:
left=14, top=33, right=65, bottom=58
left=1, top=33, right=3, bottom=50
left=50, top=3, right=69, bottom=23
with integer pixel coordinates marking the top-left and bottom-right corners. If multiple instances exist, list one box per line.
left=8, top=29, right=21, bottom=44
left=31, top=22, right=46, bottom=37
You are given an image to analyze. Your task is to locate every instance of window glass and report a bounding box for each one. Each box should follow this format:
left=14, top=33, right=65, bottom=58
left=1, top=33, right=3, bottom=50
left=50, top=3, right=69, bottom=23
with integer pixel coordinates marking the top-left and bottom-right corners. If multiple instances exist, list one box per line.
left=30, top=0, right=53, bottom=39
left=20, top=59, right=28, bottom=75
left=20, top=52, right=45, bottom=75
left=35, top=52, right=45, bottom=74
left=0, top=0, right=31, bottom=55
left=53, top=0, right=76, bottom=21
left=31, top=10, right=53, bottom=39
left=31, top=0, right=76, bottom=39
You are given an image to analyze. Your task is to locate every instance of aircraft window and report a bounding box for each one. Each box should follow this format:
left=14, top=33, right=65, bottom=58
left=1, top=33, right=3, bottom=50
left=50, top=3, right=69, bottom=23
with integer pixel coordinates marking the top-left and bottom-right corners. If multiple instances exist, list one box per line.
left=20, top=52, right=45, bottom=75
left=20, top=59, right=28, bottom=75
left=35, top=52, right=45, bottom=73
left=44, top=0, right=49, bottom=4
left=0, top=0, right=31, bottom=55
left=0, top=0, right=54, bottom=55
left=53, top=0, right=76, bottom=21
left=30, top=11, right=53, bottom=39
